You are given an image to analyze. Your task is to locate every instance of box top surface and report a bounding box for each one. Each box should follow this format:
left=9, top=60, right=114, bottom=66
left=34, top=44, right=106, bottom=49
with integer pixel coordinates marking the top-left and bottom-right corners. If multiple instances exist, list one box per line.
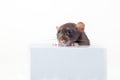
left=30, top=44, right=106, bottom=49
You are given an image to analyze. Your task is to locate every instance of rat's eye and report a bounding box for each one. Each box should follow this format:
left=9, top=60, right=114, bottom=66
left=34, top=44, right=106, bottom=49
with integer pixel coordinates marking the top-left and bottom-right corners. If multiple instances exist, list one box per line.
left=57, top=30, right=61, bottom=34
left=67, top=30, right=73, bottom=34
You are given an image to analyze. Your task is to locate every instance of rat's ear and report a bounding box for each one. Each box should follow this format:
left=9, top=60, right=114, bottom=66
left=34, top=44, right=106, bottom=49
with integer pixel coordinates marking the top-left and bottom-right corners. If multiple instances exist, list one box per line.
left=76, top=23, right=85, bottom=32
left=80, top=27, right=85, bottom=32
left=56, top=26, right=59, bottom=30
left=77, top=27, right=85, bottom=32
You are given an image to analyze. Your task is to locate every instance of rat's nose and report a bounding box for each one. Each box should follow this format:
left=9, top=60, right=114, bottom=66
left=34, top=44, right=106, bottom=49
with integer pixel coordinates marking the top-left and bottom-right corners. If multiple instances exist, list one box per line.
left=59, top=39, right=65, bottom=43
left=59, top=36, right=67, bottom=43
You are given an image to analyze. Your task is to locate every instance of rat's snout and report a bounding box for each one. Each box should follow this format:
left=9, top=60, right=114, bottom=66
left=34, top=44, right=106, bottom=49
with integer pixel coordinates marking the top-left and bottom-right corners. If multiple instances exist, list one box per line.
left=59, top=35, right=67, bottom=43
left=59, top=39, right=66, bottom=43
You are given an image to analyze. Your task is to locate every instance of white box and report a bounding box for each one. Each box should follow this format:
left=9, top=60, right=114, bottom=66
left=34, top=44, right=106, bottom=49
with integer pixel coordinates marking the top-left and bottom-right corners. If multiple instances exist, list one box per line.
left=31, top=45, right=106, bottom=80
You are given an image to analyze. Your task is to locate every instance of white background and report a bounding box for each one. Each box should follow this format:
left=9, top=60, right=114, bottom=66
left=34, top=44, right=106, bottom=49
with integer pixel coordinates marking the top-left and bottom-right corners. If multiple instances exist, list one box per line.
left=0, top=0, right=120, bottom=80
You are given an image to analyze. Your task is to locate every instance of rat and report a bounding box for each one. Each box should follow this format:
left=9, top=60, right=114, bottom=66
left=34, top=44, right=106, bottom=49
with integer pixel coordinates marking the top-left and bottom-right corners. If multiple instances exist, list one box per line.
left=56, top=23, right=80, bottom=46
left=75, top=22, right=90, bottom=45
left=56, top=22, right=90, bottom=46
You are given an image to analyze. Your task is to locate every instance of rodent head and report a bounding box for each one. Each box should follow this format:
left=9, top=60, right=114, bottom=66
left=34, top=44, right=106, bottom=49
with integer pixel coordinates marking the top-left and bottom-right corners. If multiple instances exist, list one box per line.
left=56, top=23, right=80, bottom=46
